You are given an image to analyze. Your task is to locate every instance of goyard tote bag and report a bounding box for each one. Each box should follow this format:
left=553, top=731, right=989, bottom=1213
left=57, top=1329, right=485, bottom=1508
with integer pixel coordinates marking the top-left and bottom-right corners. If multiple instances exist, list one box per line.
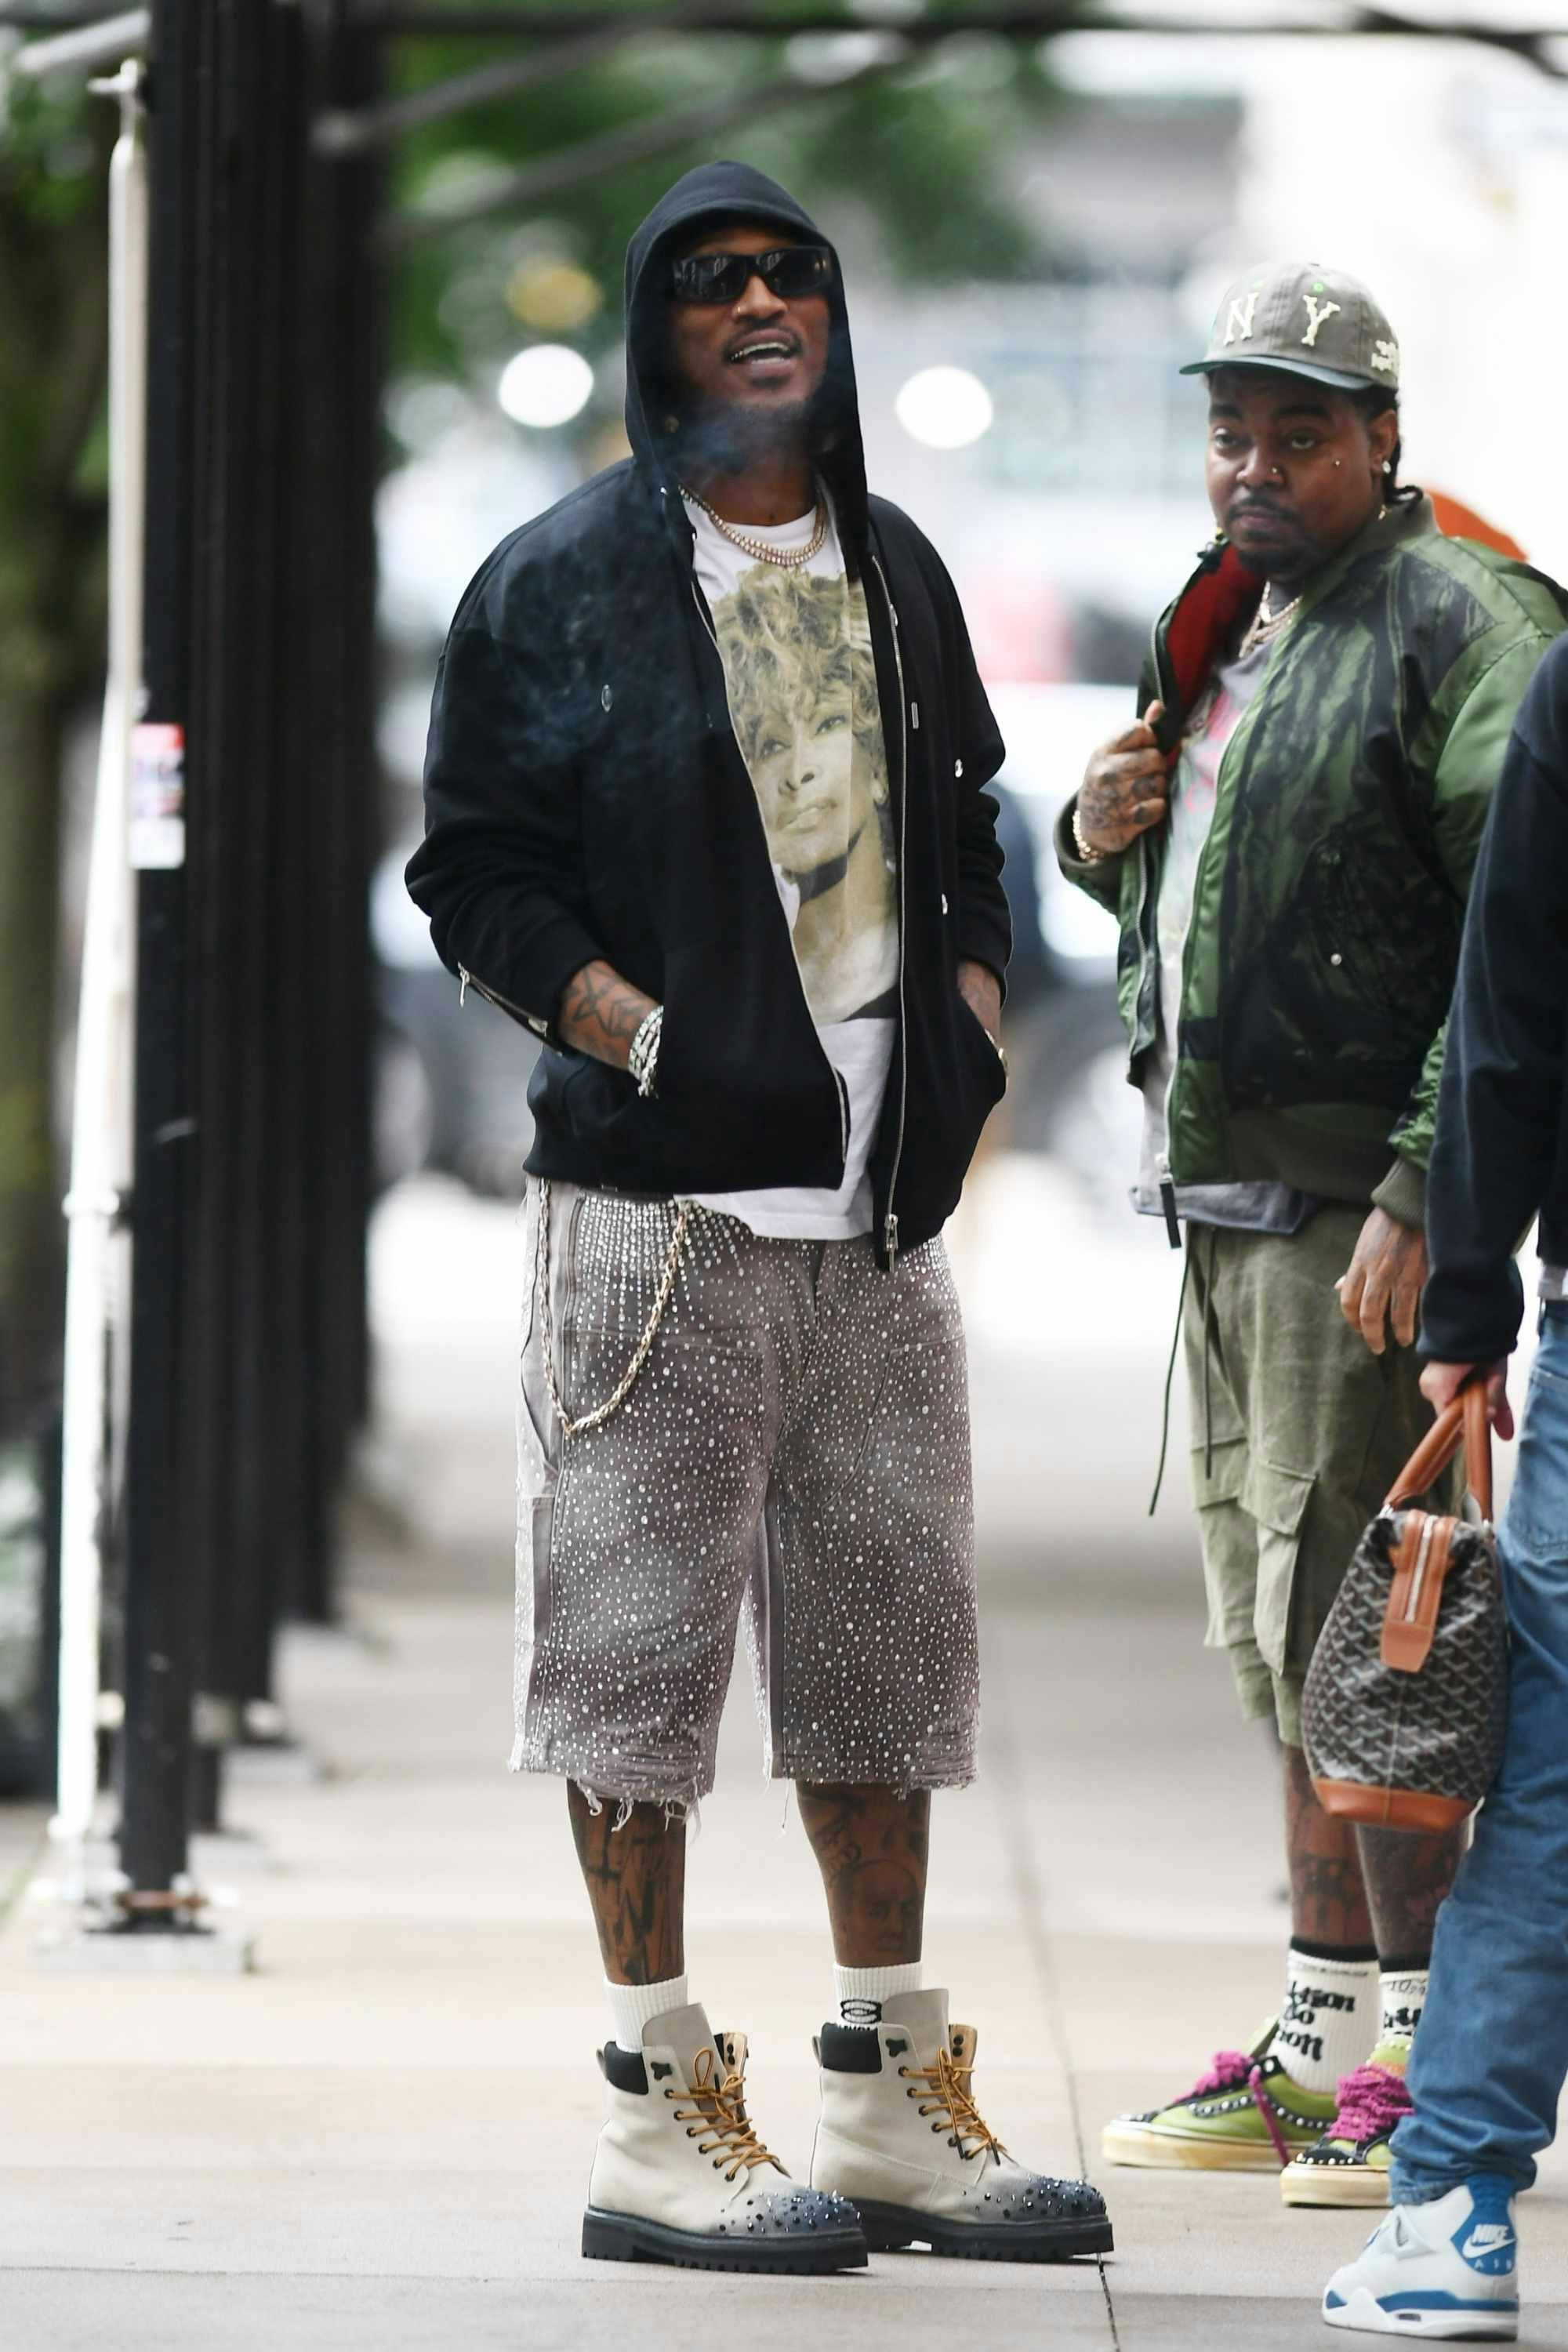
left=1302, top=1381, right=1507, bottom=1832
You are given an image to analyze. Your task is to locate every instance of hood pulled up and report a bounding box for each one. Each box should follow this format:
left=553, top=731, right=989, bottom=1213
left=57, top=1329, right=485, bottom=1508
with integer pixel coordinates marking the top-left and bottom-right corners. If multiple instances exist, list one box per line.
left=621, top=160, right=869, bottom=564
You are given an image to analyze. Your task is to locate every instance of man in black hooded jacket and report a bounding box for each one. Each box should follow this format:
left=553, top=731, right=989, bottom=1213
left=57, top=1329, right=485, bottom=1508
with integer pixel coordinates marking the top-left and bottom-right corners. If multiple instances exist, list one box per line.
left=408, top=165, right=1110, bottom=2275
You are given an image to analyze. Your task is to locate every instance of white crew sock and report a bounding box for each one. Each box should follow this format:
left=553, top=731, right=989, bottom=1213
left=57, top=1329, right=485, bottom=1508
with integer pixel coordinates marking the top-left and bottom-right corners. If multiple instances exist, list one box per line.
left=833, top=1959, right=924, bottom=2029
left=1377, top=1966, right=1430, bottom=2056
left=1271, top=1945, right=1378, bottom=2094
left=604, top=1973, right=688, bottom=2052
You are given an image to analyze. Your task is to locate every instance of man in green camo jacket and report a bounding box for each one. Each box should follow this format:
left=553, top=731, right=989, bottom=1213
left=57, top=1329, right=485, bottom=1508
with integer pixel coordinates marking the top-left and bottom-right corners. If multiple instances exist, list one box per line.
left=1058, top=262, right=1567, bottom=2208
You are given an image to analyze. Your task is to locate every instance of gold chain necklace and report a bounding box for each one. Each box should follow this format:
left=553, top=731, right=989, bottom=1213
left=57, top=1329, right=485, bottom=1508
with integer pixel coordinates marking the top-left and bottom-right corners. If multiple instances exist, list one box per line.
left=1238, top=582, right=1301, bottom=659
left=679, top=480, right=828, bottom=571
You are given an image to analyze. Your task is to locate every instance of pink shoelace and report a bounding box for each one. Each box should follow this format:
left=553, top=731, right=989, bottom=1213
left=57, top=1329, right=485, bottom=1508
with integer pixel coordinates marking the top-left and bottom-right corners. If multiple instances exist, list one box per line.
left=1332, top=2061, right=1413, bottom=2147
left=1188, top=2049, right=1293, bottom=2169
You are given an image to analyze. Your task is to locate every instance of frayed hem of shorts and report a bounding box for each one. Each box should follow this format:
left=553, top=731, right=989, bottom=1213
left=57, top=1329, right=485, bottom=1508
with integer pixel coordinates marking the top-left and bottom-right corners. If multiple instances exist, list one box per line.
left=573, top=1779, right=699, bottom=1834
left=507, top=1736, right=703, bottom=1827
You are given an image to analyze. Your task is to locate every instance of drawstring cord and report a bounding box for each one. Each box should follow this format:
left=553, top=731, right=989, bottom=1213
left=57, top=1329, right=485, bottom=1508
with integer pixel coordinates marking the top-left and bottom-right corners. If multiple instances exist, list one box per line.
left=1148, top=1237, right=1193, bottom=1517
left=1203, top=1222, right=1220, bottom=1482
left=1146, top=1222, right=1221, bottom=1515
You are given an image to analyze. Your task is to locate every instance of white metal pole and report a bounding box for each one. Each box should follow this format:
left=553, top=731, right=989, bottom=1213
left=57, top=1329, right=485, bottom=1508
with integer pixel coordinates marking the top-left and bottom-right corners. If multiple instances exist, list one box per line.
left=53, top=58, right=147, bottom=1863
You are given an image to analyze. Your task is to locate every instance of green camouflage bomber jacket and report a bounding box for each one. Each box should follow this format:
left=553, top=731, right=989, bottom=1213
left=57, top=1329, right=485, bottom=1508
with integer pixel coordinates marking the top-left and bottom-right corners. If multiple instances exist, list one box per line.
left=1057, top=494, right=1568, bottom=1225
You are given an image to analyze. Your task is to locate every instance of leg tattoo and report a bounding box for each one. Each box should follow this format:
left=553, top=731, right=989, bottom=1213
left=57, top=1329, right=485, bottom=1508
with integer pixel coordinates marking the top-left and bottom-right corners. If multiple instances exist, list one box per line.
left=797, top=1782, right=929, bottom=1965
left=1356, top=1820, right=1464, bottom=1965
left=1284, top=1744, right=1375, bottom=1948
left=567, top=1782, right=686, bottom=1986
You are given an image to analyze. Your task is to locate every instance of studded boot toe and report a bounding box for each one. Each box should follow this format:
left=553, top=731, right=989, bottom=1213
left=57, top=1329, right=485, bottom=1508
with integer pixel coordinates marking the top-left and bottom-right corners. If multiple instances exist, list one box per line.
left=810, top=1988, right=1112, bottom=2262
left=583, top=2002, right=866, bottom=2274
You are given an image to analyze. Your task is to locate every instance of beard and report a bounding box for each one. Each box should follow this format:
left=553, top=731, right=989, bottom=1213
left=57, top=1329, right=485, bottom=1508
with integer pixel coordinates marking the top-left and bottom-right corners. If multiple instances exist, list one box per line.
left=671, top=394, right=815, bottom=479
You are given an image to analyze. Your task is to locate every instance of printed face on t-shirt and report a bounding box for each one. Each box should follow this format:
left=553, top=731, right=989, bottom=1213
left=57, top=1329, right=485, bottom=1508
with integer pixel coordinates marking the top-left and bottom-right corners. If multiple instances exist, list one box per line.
left=738, top=641, right=868, bottom=877
left=712, top=561, right=896, bottom=1022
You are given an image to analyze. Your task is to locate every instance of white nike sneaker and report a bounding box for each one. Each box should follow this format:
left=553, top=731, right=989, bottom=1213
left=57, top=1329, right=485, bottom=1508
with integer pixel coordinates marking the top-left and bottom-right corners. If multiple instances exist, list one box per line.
left=810, top=1987, right=1112, bottom=2262
left=1322, top=2176, right=1520, bottom=2339
left=583, top=2002, right=866, bottom=2273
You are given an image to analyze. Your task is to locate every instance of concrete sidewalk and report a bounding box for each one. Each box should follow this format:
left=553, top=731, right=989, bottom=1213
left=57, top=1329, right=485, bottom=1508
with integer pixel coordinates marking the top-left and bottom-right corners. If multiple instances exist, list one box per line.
left=2, top=1170, right=1564, bottom=2350
left=8, top=1562, right=1568, bottom=2350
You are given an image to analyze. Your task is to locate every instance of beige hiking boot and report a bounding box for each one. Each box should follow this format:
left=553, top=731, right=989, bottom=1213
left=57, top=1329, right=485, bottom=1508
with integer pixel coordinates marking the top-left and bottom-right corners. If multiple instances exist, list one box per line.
left=582, top=2001, right=867, bottom=2273
left=808, top=1988, right=1112, bottom=2262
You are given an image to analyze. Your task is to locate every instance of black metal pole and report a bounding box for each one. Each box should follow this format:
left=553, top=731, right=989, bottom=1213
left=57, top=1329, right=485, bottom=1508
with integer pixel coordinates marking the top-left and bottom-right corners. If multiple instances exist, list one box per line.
left=115, top=0, right=197, bottom=1924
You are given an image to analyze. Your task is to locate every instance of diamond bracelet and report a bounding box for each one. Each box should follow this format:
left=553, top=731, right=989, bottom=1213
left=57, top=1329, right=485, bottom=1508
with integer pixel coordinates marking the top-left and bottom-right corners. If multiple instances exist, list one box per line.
left=628, top=1003, right=664, bottom=1100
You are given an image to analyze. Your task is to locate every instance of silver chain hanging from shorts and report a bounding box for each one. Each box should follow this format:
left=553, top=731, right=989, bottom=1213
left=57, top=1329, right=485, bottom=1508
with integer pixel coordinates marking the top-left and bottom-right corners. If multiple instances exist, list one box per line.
left=536, top=1178, right=689, bottom=1441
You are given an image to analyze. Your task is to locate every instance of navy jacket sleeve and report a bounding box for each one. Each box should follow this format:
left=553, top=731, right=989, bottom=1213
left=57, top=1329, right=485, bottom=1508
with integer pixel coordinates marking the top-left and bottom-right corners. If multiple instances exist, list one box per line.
left=1421, top=637, right=1568, bottom=1363
left=406, top=622, right=607, bottom=1043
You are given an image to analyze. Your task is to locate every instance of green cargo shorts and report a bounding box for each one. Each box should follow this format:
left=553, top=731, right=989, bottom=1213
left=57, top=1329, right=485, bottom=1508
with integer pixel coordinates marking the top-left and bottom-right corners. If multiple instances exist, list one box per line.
left=1182, top=1205, right=1458, bottom=1747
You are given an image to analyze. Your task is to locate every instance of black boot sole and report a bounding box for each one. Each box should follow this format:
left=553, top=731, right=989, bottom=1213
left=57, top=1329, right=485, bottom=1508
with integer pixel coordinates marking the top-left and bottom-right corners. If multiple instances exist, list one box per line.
left=854, top=2197, right=1113, bottom=2262
left=582, top=2205, right=869, bottom=2274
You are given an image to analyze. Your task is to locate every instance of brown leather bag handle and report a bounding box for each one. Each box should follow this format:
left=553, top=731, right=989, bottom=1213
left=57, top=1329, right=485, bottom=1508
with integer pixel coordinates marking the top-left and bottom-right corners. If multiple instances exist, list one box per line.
left=1385, top=1377, right=1494, bottom=1521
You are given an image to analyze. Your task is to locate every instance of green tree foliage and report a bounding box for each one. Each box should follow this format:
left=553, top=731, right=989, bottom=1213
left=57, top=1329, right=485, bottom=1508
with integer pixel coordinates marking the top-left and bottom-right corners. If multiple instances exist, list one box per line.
left=387, top=7, right=1059, bottom=414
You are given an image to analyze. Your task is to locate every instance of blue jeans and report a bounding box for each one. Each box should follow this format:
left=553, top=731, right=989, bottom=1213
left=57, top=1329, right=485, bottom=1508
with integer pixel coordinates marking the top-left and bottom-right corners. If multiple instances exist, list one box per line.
left=1392, top=1300, right=1568, bottom=2201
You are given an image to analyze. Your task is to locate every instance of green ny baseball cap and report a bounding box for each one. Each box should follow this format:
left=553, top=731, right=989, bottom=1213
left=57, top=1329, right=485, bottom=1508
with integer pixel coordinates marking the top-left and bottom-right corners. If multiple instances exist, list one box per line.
left=1181, top=263, right=1400, bottom=394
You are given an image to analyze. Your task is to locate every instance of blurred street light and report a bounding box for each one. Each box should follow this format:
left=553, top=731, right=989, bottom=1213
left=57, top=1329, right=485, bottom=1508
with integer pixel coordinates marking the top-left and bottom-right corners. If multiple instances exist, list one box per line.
left=497, top=343, right=593, bottom=429
left=895, top=363, right=994, bottom=449
left=506, top=256, right=601, bottom=334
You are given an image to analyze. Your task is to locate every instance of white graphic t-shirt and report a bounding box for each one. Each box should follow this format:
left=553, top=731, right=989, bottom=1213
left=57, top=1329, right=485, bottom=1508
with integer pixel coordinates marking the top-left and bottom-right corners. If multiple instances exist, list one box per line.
left=684, top=493, right=898, bottom=1240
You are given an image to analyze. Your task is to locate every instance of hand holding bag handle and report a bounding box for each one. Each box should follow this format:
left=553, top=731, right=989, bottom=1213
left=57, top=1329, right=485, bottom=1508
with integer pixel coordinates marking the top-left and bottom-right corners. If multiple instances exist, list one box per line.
left=1385, top=1377, right=1494, bottom=1523
left=1380, top=1380, right=1495, bottom=1675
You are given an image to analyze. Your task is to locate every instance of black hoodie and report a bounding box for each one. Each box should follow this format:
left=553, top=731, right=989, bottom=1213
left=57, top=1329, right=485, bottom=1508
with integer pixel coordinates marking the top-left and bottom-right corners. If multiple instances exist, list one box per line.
left=408, top=162, right=1010, bottom=1267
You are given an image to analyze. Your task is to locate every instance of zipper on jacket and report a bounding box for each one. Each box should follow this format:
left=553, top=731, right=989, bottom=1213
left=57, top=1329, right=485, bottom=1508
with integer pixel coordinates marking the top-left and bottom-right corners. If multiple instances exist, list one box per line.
left=1129, top=606, right=1174, bottom=1059
left=869, top=550, right=909, bottom=1271
left=457, top=963, right=549, bottom=1040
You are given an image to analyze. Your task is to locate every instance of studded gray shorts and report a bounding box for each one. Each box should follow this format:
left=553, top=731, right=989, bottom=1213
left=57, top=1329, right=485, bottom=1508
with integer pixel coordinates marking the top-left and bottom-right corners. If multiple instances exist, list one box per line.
left=510, top=1177, right=978, bottom=1810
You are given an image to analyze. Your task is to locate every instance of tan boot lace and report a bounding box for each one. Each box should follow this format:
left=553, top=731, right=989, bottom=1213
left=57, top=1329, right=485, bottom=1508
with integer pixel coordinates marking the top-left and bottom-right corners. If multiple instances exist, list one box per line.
left=666, top=2045, right=785, bottom=2184
left=898, top=2046, right=1004, bottom=2163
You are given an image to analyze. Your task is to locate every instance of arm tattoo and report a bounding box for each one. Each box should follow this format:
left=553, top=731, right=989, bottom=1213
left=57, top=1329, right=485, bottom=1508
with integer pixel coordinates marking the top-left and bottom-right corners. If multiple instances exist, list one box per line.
left=568, top=1782, right=686, bottom=1986
left=558, top=959, right=657, bottom=1073
left=797, top=1782, right=930, bottom=1967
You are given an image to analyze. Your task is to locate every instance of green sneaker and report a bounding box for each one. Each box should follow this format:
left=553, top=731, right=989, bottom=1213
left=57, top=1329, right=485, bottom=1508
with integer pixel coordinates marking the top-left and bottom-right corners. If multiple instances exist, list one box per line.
left=1280, top=2045, right=1412, bottom=2208
left=1102, top=2022, right=1340, bottom=2173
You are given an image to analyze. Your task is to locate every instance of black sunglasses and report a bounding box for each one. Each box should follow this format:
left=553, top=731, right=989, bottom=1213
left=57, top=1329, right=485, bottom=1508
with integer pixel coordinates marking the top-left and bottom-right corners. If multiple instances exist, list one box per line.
left=669, top=245, right=836, bottom=306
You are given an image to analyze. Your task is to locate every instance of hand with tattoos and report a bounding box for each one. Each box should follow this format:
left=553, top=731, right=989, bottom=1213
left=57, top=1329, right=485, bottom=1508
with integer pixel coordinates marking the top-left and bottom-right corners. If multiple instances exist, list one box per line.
left=1074, top=699, right=1169, bottom=858
left=559, top=959, right=657, bottom=1073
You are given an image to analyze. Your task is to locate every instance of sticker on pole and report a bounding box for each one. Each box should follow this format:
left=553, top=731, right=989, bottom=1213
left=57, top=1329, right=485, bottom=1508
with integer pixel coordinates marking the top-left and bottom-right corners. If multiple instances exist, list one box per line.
left=129, top=723, right=186, bottom=869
